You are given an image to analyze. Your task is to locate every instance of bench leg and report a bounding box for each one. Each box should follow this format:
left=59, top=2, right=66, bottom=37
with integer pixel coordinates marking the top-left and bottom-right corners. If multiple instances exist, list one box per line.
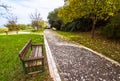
left=42, top=58, right=44, bottom=72
left=21, top=61, right=27, bottom=74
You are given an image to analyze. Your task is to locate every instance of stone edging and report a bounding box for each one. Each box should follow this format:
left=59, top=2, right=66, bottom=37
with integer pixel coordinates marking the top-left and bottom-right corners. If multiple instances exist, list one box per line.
left=44, top=34, right=61, bottom=81
left=78, top=45, right=120, bottom=66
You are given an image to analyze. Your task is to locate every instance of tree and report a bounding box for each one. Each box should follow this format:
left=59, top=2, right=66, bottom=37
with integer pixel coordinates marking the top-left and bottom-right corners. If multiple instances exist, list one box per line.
left=30, top=10, right=42, bottom=30
left=17, top=24, right=27, bottom=30
left=0, top=27, right=8, bottom=35
left=5, top=15, right=18, bottom=33
left=58, top=0, right=120, bottom=38
left=47, top=8, right=63, bottom=30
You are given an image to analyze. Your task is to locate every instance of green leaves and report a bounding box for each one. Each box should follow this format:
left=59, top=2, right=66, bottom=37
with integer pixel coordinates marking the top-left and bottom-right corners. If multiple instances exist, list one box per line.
left=58, top=0, right=120, bottom=38
left=47, top=8, right=63, bottom=30
left=58, top=0, right=120, bottom=23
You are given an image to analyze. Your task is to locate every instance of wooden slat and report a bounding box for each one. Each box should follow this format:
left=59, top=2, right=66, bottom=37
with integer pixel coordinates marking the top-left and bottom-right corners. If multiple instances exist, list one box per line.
left=34, top=46, right=39, bottom=57
left=30, top=46, right=42, bottom=58
left=29, top=47, right=36, bottom=58
left=24, top=56, right=44, bottom=61
left=36, top=46, right=42, bottom=66
left=19, top=39, right=32, bottom=54
left=38, top=46, right=42, bottom=57
left=27, top=45, right=43, bottom=68
left=19, top=39, right=32, bottom=60
left=26, top=62, right=42, bottom=67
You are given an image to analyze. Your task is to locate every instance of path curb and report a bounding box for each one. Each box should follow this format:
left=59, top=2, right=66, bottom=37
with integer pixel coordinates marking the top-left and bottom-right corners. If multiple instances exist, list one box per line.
left=79, top=45, right=120, bottom=66
left=44, top=34, right=61, bottom=81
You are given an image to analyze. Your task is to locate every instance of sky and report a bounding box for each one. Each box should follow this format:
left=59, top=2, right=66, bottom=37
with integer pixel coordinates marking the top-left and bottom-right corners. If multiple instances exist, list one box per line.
left=0, top=0, right=64, bottom=27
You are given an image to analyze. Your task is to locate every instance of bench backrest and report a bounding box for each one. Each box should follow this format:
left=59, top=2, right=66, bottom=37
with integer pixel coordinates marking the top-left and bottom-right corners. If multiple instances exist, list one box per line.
left=19, top=39, right=32, bottom=60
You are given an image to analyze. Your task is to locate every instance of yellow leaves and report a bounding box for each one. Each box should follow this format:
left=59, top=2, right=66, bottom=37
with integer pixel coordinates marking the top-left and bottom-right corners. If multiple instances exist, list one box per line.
left=59, top=0, right=120, bottom=24
left=0, top=27, right=8, bottom=32
left=58, top=0, right=83, bottom=24
left=108, top=12, right=114, bottom=16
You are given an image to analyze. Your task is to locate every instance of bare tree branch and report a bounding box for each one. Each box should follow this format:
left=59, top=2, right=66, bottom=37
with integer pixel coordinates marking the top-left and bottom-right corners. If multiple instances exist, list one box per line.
left=29, top=10, right=42, bottom=30
left=6, top=15, right=17, bottom=23
left=30, top=10, right=42, bottom=21
left=0, top=1, right=11, bottom=17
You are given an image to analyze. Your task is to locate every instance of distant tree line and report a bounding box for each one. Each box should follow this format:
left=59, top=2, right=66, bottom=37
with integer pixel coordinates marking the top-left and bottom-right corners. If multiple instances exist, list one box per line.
left=0, top=1, right=47, bottom=34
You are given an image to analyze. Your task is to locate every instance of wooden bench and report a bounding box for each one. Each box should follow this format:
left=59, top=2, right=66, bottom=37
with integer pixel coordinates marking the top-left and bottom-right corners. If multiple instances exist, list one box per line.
left=19, top=39, right=44, bottom=74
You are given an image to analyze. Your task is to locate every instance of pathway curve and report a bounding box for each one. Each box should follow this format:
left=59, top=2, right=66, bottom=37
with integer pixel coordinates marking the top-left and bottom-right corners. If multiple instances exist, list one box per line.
left=44, top=29, right=120, bottom=81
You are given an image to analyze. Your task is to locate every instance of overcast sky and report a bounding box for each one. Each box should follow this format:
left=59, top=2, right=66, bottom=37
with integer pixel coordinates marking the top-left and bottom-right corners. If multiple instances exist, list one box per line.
left=0, top=0, right=64, bottom=27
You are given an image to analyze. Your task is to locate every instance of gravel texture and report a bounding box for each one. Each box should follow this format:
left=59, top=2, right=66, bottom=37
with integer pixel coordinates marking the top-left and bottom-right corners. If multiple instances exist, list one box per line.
left=44, top=29, right=120, bottom=81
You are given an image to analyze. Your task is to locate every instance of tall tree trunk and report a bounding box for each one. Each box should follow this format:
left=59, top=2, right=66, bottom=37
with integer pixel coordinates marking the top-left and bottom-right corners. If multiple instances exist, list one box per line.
left=5, top=31, right=8, bottom=35
left=91, top=17, right=97, bottom=39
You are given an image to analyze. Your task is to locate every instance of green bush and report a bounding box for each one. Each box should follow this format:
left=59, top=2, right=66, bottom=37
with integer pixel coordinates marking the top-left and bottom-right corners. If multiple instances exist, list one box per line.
left=64, top=17, right=92, bottom=32
left=31, top=29, right=37, bottom=32
left=0, top=28, right=4, bottom=33
left=0, top=27, right=8, bottom=33
left=102, top=14, right=120, bottom=39
left=64, top=22, right=76, bottom=32
left=17, top=24, right=27, bottom=30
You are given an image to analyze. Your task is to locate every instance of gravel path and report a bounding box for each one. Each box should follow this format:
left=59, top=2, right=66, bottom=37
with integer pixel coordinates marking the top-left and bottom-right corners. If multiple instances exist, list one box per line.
left=44, top=29, right=120, bottom=81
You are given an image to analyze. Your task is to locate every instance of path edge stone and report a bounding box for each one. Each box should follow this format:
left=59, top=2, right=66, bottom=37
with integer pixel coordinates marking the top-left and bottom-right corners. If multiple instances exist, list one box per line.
left=44, top=34, right=61, bottom=81
left=78, top=44, right=120, bottom=66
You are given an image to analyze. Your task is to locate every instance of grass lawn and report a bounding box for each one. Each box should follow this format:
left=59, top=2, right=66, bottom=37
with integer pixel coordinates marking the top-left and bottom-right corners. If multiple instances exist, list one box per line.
left=30, top=29, right=44, bottom=35
left=56, top=31, right=120, bottom=63
left=0, top=34, right=52, bottom=81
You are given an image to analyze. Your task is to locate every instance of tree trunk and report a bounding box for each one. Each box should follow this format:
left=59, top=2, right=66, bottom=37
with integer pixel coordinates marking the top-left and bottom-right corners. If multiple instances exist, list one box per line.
left=91, top=18, right=97, bottom=39
left=16, top=31, right=18, bottom=34
left=5, top=31, right=8, bottom=35
left=37, top=26, right=39, bottom=30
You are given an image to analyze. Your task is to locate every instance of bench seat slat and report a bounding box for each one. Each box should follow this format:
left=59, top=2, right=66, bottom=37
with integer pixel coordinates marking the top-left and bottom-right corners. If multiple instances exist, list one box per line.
left=26, top=46, right=43, bottom=69
left=38, top=46, right=42, bottom=57
left=26, top=62, right=42, bottom=68
left=35, top=46, right=39, bottom=57
left=30, top=46, right=42, bottom=58
left=29, top=47, right=36, bottom=58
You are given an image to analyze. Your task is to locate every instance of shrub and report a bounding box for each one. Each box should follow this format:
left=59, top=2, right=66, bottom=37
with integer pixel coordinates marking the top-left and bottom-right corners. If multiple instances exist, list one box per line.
left=31, top=29, right=37, bottom=32
left=64, top=22, right=76, bottom=32
left=102, top=14, right=120, bottom=39
left=17, top=24, right=27, bottom=30
left=0, top=27, right=8, bottom=33
left=64, top=17, right=92, bottom=32
left=0, top=28, right=4, bottom=33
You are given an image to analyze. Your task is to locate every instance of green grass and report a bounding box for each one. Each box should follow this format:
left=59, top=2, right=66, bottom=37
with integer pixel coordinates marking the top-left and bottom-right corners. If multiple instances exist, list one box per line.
left=56, top=31, right=120, bottom=63
left=30, top=29, right=44, bottom=35
left=0, top=34, right=52, bottom=81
